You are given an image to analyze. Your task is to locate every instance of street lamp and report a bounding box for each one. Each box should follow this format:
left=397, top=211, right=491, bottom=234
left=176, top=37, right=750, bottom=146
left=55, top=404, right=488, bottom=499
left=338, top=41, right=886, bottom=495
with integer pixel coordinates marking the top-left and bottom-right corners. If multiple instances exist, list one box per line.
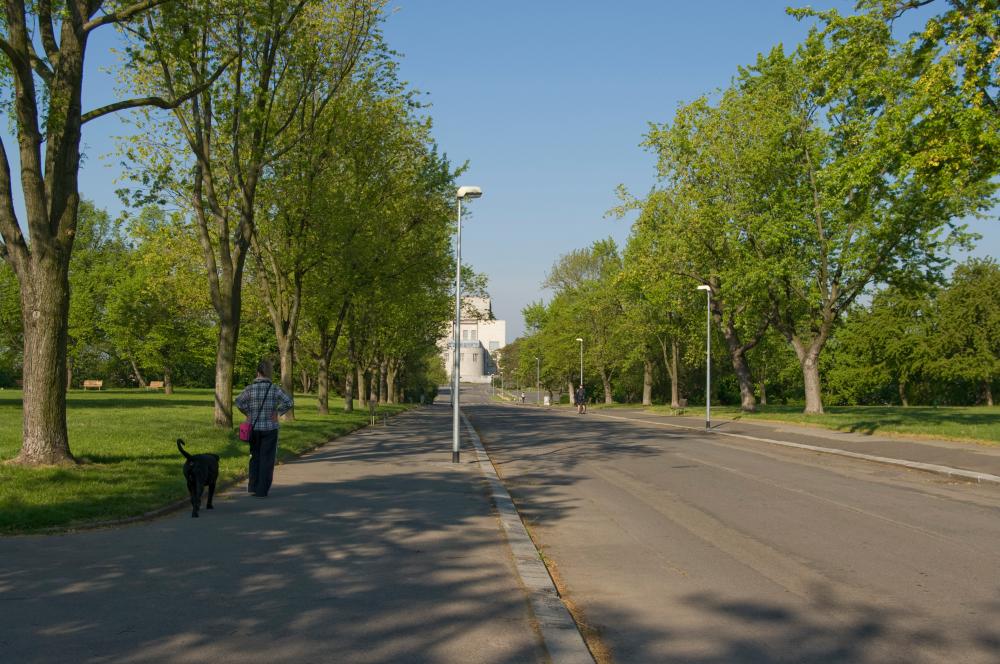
left=575, top=337, right=584, bottom=389
left=452, top=185, right=482, bottom=464
left=535, top=356, right=540, bottom=406
left=697, top=284, right=712, bottom=431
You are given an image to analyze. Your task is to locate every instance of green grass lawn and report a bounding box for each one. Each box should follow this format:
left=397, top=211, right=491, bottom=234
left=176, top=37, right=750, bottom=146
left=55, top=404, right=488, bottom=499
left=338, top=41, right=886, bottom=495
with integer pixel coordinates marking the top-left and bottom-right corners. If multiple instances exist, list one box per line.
left=637, top=403, right=1000, bottom=445
left=0, top=388, right=407, bottom=534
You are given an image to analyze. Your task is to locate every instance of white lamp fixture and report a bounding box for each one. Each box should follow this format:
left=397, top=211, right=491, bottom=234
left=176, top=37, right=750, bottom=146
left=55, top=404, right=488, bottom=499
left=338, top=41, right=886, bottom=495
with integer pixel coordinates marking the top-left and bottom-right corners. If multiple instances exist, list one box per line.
left=697, top=285, right=712, bottom=431
left=452, top=185, right=483, bottom=463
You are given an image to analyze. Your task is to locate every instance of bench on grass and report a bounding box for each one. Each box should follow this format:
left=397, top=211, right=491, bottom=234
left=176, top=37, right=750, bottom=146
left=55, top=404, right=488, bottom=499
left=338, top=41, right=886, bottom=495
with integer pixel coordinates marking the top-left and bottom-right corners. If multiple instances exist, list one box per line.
left=82, top=380, right=103, bottom=390
left=147, top=381, right=164, bottom=390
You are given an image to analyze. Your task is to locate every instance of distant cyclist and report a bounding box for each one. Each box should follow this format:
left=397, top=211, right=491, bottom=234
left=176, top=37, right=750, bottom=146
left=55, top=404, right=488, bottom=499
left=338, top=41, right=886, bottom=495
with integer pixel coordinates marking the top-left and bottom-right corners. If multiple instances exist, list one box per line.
left=575, top=385, right=587, bottom=414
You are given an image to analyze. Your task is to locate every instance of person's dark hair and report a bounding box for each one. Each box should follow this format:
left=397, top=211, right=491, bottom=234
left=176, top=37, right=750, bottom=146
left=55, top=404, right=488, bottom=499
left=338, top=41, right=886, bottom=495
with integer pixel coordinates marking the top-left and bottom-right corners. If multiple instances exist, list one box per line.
left=257, top=358, right=273, bottom=379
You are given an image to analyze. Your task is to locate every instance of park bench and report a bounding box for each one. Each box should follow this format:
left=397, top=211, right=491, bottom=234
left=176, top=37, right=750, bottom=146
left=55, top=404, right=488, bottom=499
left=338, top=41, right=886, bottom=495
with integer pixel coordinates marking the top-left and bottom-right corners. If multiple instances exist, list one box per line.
left=147, top=381, right=164, bottom=390
left=82, top=380, right=103, bottom=390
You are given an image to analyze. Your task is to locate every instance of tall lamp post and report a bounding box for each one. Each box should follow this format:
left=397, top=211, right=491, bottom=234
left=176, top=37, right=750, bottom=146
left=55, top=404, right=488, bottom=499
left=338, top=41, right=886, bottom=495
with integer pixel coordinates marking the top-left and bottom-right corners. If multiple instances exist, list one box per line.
left=697, top=284, right=712, bottom=431
left=535, top=356, right=540, bottom=405
left=575, top=337, right=584, bottom=390
left=453, top=185, right=482, bottom=463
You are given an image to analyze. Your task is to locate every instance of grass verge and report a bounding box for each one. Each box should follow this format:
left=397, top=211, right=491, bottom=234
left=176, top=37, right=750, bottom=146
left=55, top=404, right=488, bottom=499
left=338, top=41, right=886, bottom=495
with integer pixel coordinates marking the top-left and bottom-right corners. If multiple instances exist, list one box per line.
left=629, top=403, right=1000, bottom=445
left=0, top=388, right=408, bottom=534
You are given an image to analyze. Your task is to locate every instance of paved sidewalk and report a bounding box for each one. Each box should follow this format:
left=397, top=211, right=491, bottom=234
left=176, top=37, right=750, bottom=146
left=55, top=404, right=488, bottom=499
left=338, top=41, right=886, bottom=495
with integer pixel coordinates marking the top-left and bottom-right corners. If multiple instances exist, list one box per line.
left=589, top=408, right=1000, bottom=481
left=0, top=406, right=546, bottom=664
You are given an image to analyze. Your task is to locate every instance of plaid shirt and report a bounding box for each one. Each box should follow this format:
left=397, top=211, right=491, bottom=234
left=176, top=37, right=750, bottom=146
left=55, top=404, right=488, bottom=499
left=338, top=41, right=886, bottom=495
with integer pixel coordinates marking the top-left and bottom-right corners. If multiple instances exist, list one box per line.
left=236, top=378, right=293, bottom=432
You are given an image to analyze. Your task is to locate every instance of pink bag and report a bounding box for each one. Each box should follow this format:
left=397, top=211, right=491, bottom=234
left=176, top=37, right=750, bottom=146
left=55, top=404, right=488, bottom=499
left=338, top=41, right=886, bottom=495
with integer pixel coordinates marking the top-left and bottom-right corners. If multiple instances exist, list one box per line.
left=238, top=382, right=271, bottom=442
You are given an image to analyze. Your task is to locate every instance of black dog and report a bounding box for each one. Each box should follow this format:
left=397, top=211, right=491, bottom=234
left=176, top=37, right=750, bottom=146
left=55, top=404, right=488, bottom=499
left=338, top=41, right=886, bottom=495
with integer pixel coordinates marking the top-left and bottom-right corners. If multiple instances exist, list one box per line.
left=177, top=439, right=219, bottom=518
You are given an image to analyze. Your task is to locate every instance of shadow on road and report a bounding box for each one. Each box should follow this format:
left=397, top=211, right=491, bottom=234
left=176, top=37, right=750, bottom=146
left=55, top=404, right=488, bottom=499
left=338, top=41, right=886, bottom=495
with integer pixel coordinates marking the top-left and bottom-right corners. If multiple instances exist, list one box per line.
left=0, top=414, right=544, bottom=664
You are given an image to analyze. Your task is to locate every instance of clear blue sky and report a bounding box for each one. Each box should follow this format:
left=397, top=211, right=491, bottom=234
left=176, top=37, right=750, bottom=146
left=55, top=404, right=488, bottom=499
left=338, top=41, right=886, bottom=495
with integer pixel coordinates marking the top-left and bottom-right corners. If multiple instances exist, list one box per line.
left=41, top=1, right=1000, bottom=338
left=380, top=0, right=999, bottom=338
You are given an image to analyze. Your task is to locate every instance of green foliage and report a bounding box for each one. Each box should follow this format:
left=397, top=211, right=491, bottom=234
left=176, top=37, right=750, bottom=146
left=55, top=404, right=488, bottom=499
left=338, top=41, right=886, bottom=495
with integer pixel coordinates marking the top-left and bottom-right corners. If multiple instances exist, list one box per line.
left=933, top=258, right=1000, bottom=402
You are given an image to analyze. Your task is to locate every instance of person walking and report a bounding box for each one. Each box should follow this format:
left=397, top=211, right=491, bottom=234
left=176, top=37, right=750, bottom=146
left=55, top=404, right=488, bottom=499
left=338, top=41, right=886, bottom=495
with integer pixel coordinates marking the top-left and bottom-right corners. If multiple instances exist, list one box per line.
left=236, top=359, right=293, bottom=497
left=575, top=384, right=587, bottom=414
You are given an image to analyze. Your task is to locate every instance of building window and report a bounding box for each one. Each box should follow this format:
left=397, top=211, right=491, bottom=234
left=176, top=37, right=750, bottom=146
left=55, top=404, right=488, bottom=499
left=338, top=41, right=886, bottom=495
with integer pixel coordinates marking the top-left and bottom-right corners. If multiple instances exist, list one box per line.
left=470, top=329, right=478, bottom=341
left=462, top=330, right=468, bottom=340
left=473, top=353, right=478, bottom=362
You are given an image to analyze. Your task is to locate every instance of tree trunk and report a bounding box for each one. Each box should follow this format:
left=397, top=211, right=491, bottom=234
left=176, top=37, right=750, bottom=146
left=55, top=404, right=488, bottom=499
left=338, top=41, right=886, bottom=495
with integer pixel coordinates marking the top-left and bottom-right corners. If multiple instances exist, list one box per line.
left=984, top=381, right=994, bottom=407
left=66, top=360, right=73, bottom=391
left=642, top=358, right=653, bottom=406
left=343, top=366, right=354, bottom=413
left=386, top=360, right=398, bottom=405
left=659, top=336, right=682, bottom=408
left=369, top=369, right=378, bottom=404
left=378, top=359, right=387, bottom=404
left=357, top=366, right=367, bottom=407
left=670, top=340, right=681, bottom=408
left=14, top=262, right=74, bottom=465
left=599, top=366, right=613, bottom=404
left=898, top=380, right=909, bottom=407
left=164, top=367, right=174, bottom=395
left=317, top=354, right=330, bottom=415
left=783, top=329, right=830, bottom=415
left=568, top=380, right=575, bottom=403
left=801, top=353, right=823, bottom=414
left=719, top=326, right=757, bottom=412
left=129, top=356, right=147, bottom=388
left=213, top=314, right=240, bottom=428
left=708, top=294, right=761, bottom=412
left=759, top=379, right=767, bottom=406
left=277, top=335, right=295, bottom=421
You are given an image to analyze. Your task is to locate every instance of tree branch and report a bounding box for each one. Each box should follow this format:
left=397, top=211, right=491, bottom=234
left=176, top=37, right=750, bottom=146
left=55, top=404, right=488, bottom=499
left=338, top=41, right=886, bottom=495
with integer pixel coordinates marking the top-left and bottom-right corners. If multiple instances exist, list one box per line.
left=37, top=0, right=60, bottom=61
left=81, top=54, right=233, bottom=124
left=83, top=0, right=171, bottom=33
left=0, top=138, right=27, bottom=266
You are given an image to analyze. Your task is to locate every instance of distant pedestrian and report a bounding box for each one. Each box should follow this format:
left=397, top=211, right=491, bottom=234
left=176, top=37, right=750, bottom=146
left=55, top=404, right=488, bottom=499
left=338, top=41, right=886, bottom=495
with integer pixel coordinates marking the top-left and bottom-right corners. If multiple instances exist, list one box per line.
left=575, top=385, right=587, bottom=414
left=521, top=391, right=526, bottom=404
left=236, top=359, right=293, bottom=497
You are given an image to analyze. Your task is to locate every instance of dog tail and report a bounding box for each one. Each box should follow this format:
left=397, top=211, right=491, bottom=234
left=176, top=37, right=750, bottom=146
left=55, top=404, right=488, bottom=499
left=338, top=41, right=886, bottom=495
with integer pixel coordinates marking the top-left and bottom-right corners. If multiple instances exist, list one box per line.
left=177, top=438, right=193, bottom=460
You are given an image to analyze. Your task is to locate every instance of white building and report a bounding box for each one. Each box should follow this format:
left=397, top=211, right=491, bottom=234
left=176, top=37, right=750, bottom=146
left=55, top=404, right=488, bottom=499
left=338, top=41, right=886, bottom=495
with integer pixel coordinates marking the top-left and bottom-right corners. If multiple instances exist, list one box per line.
left=440, top=297, right=506, bottom=383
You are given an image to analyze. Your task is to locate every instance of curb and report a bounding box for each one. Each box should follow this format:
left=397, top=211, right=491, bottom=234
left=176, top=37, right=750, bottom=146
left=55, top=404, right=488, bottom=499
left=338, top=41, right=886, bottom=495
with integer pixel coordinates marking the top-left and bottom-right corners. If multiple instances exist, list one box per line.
left=589, top=411, right=1000, bottom=486
left=461, top=410, right=595, bottom=664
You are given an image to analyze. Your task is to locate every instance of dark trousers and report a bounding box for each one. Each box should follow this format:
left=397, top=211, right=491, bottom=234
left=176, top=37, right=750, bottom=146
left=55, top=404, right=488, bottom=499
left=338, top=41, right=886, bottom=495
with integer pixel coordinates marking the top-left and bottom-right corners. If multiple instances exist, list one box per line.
left=248, top=429, right=279, bottom=496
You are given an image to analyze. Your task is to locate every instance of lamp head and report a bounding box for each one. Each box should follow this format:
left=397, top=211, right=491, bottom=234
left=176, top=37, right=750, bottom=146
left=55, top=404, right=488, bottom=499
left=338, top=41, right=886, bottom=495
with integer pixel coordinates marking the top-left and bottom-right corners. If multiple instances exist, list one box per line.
left=457, top=186, right=483, bottom=200
left=575, top=337, right=583, bottom=342
left=697, top=285, right=712, bottom=292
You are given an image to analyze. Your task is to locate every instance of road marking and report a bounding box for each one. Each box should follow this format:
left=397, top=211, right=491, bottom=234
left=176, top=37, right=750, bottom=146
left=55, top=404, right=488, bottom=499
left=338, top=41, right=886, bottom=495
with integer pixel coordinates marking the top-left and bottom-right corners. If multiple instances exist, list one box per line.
left=460, top=410, right=595, bottom=664
left=587, top=412, right=1000, bottom=486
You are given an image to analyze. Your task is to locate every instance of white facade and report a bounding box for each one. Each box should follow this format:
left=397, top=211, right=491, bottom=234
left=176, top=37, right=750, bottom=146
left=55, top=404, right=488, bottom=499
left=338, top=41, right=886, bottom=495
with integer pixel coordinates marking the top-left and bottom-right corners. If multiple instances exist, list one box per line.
left=440, top=297, right=506, bottom=383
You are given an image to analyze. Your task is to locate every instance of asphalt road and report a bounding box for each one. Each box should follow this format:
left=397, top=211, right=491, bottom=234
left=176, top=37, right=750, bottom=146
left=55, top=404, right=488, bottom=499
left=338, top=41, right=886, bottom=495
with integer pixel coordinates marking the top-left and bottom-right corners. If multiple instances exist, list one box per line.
left=459, top=385, right=1000, bottom=664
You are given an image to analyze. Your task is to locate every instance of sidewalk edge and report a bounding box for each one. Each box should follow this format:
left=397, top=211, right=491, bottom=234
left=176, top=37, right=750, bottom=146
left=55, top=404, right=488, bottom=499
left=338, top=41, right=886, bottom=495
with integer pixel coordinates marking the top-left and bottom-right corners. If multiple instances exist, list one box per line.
left=460, top=410, right=595, bottom=664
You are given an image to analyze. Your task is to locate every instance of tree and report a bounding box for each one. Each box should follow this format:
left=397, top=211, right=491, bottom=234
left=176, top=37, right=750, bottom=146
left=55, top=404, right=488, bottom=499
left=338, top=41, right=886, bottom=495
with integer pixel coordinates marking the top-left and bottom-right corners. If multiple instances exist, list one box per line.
left=104, top=208, right=215, bottom=393
left=65, top=202, right=127, bottom=389
left=824, top=288, right=935, bottom=406
left=543, top=239, right=627, bottom=403
left=121, top=0, right=383, bottom=426
left=750, top=9, right=998, bottom=413
left=0, top=0, right=218, bottom=464
left=934, top=258, right=1000, bottom=405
